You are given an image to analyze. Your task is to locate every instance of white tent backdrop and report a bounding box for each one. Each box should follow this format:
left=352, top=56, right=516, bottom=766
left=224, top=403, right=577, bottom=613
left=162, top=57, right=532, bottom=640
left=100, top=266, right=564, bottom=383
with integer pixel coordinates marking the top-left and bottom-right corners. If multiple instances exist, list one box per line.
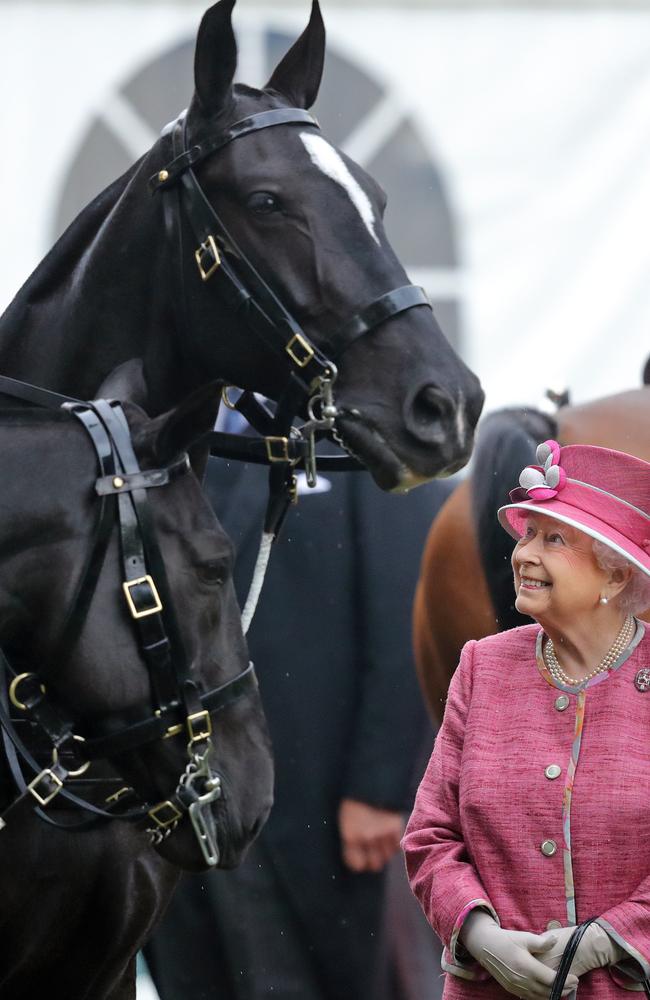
left=1, top=2, right=649, bottom=414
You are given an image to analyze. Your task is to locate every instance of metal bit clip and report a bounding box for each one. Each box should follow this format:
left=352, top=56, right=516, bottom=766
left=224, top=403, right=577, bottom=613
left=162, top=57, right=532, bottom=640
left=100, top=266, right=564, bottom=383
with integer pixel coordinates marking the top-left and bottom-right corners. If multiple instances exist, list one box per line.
left=188, top=775, right=222, bottom=867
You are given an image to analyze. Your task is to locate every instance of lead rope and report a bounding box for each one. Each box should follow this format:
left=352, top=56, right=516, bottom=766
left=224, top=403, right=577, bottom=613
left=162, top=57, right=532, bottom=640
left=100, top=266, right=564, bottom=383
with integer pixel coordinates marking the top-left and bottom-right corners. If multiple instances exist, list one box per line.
left=235, top=377, right=341, bottom=635
left=241, top=532, right=274, bottom=635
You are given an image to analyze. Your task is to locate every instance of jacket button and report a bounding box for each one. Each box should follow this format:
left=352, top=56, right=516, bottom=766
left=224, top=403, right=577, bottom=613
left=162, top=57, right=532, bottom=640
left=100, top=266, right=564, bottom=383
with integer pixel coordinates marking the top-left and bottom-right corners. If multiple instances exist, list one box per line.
left=555, top=695, right=570, bottom=711
left=541, top=839, right=557, bottom=856
left=547, top=920, right=563, bottom=930
left=545, top=764, right=562, bottom=780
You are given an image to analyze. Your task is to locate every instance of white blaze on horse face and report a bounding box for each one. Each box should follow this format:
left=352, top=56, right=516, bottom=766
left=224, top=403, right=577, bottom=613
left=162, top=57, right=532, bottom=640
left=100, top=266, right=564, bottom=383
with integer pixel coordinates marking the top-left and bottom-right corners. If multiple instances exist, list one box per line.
left=300, top=133, right=380, bottom=246
left=456, top=391, right=466, bottom=450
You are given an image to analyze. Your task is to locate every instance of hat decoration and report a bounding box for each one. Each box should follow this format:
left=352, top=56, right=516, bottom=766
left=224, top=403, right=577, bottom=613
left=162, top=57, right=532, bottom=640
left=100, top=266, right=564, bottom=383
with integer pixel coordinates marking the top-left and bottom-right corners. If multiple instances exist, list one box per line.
left=509, top=440, right=568, bottom=503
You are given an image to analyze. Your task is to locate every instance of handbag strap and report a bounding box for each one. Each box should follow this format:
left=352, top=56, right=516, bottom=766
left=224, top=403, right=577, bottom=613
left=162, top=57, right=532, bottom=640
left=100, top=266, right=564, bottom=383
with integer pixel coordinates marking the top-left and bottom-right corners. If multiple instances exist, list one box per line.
left=550, top=918, right=650, bottom=1000
left=549, top=919, right=597, bottom=1000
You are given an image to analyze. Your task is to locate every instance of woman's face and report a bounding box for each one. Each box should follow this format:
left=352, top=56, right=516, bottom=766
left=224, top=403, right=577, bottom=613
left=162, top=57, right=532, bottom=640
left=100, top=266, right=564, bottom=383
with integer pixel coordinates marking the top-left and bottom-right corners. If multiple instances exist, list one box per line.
left=511, top=513, right=611, bottom=627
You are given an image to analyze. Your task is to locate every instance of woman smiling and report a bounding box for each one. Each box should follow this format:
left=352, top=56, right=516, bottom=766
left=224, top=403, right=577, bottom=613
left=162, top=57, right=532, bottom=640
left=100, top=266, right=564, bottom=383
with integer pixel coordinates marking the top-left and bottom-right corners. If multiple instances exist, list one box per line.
left=403, top=441, right=650, bottom=999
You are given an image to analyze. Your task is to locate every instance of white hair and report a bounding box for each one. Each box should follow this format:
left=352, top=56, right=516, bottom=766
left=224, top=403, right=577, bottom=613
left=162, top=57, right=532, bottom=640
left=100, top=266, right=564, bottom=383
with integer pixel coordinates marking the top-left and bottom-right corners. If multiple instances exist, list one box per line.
left=299, top=133, right=380, bottom=245
left=592, top=540, right=650, bottom=616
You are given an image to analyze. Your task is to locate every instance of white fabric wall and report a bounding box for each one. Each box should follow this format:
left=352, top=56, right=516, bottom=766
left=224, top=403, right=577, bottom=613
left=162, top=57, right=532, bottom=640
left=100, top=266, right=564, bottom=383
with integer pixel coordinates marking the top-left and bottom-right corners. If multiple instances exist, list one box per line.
left=1, top=2, right=649, bottom=413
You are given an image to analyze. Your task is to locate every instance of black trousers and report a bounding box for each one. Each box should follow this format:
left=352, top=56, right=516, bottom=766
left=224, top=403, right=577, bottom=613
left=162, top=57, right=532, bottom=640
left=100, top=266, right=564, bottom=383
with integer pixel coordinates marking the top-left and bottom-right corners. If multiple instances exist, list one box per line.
left=145, top=841, right=325, bottom=1000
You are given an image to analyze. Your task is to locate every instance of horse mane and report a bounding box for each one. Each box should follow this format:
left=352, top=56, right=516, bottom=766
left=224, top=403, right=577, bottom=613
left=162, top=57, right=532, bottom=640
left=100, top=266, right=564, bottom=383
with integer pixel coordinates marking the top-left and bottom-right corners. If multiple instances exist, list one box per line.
left=471, top=406, right=557, bottom=631
left=0, top=158, right=144, bottom=340
left=0, top=407, right=72, bottom=424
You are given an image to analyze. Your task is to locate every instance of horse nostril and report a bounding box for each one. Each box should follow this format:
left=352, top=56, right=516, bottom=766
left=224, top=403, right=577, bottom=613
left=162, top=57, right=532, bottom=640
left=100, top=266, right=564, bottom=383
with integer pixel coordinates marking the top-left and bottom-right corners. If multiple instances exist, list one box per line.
left=407, top=385, right=455, bottom=442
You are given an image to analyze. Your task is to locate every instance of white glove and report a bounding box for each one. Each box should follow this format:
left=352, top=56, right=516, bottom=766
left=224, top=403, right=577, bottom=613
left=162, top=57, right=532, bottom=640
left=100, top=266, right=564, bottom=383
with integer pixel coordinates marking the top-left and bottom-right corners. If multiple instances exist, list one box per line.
left=536, top=922, right=627, bottom=979
left=460, top=910, right=579, bottom=999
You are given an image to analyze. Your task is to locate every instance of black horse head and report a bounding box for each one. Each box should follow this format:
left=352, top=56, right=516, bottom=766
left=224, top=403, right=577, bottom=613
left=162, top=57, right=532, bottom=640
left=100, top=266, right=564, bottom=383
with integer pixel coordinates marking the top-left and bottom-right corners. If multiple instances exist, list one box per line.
left=0, top=0, right=483, bottom=491
left=177, top=0, right=484, bottom=488
left=0, top=390, right=273, bottom=871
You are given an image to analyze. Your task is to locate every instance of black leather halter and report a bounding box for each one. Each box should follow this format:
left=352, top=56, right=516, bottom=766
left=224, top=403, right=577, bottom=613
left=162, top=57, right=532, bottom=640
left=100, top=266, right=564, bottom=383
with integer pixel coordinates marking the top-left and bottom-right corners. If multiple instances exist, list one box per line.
left=0, top=378, right=256, bottom=864
left=149, top=107, right=433, bottom=532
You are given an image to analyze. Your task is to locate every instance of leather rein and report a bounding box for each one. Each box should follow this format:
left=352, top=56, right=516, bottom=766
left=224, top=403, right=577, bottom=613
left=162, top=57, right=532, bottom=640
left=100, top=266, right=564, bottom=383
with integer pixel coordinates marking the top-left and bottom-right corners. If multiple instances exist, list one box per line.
left=149, top=106, right=434, bottom=536
left=0, top=378, right=257, bottom=866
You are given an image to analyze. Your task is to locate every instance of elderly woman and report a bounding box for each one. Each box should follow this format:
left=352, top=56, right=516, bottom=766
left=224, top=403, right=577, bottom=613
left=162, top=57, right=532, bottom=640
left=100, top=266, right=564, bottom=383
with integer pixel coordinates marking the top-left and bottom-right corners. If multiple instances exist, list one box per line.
left=403, top=441, right=650, bottom=999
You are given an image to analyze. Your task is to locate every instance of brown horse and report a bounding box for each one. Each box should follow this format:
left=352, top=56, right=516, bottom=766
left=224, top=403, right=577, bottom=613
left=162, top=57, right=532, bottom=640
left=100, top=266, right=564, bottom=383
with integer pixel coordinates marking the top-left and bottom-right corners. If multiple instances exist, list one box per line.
left=413, top=384, right=650, bottom=723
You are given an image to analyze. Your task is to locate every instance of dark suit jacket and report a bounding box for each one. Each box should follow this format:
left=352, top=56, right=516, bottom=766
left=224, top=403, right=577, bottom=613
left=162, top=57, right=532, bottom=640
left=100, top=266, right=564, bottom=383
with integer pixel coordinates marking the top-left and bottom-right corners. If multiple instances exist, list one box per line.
left=148, top=458, right=451, bottom=998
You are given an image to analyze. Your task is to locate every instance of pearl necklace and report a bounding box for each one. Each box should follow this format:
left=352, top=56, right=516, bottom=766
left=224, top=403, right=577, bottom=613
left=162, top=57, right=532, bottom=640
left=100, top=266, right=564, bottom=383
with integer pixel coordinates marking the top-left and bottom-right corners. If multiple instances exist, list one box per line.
left=544, top=615, right=636, bottom=686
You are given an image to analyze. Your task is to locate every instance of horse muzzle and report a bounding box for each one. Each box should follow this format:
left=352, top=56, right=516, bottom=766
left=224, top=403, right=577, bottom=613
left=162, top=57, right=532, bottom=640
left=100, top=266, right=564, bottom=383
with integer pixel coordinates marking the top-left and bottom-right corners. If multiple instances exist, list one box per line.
left=335, top=382, right=481, bottom=491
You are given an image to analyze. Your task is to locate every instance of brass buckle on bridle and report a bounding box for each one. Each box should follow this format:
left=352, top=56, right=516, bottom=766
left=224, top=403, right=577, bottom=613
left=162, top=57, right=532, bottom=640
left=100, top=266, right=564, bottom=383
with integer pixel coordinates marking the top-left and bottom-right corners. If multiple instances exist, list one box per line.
left=148, top=799, right=183, bottom=830
left=122, top=575, right=163, bottom=619
left=195, top=235, right=221, bottom=281
left=265, top=436, right=291, bottom=463
left=286, top=333, right=315, bottom=368
left=186, top=709, right=212, bottom=745
left=27, top=769, right=63, bottom=807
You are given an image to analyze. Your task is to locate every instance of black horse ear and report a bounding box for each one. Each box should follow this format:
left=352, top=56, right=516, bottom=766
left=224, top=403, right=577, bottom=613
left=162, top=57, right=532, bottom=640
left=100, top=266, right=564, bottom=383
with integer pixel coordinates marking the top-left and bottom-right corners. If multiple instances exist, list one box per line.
left=96, top=359, right=148, bottom=409
left=193, top=0, right=238, bottom=116
left=265, top=0, right=325, bottom=109
left=152, top=383, right=223, bottom=479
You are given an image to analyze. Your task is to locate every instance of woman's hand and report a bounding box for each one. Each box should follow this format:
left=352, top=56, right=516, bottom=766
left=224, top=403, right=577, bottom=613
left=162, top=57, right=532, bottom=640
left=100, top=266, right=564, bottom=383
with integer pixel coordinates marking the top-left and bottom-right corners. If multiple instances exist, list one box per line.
left=535, top=923, right=626, bottom=978
left=460, top=910, right=579, bottom=999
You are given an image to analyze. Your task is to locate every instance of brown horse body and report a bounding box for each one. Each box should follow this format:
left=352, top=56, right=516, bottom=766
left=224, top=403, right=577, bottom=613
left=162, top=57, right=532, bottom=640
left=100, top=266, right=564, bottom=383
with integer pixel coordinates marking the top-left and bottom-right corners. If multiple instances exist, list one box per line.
left=413, top=386, right=650, bottom=723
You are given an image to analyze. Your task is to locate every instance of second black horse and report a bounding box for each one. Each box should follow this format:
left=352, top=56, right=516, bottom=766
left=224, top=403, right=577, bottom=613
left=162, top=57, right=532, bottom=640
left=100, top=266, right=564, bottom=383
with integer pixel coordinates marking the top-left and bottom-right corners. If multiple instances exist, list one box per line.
left=0, top=387, right=273, bottom=999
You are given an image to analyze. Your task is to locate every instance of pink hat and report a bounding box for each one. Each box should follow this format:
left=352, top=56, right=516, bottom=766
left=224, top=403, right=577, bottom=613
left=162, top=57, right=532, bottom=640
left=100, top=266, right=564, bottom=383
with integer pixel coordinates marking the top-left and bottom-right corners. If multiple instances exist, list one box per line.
left=498, top=439, right=650, bottom=578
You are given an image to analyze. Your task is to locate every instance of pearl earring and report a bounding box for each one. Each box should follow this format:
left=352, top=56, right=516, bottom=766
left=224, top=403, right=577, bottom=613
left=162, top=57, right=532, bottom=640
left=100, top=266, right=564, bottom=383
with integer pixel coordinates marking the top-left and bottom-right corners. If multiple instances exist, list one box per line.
left=600, top=596, right=609, bottom=605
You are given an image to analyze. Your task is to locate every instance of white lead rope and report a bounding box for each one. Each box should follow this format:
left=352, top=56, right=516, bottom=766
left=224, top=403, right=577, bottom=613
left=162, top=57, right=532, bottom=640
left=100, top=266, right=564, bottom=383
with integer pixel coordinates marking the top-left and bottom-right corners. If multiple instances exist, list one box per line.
left=241, top=531, right=274, bottom=634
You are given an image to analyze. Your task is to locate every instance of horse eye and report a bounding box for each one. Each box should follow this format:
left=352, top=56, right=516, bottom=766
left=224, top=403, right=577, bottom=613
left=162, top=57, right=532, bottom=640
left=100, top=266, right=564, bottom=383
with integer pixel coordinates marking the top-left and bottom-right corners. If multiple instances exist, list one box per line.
left=246, top=191, right=282, bottom=215
left=198, top=560, right=226, bottom=585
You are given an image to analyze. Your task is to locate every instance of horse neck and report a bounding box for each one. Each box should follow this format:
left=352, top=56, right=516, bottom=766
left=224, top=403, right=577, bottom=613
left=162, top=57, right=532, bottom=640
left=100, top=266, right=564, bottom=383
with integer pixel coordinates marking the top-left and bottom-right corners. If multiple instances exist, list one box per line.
left=0, top=413, right=93, bottom=645
left=0, top=151, right=192, bottom=411
left=556, top=388, right=650, bottom=463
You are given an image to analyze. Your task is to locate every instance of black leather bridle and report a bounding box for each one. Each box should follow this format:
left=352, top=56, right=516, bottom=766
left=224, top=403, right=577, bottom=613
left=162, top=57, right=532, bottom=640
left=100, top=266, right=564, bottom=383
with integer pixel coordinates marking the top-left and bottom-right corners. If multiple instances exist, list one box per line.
left=150, top=106, right=433, bottom=533
left=0, top=379, right=256, bottom=866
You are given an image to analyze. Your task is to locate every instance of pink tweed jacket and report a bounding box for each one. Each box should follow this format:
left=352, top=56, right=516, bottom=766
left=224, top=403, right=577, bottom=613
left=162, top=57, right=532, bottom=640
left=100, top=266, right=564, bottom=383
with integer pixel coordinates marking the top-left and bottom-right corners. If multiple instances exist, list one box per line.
left=403, top=623, right=650, bottom=999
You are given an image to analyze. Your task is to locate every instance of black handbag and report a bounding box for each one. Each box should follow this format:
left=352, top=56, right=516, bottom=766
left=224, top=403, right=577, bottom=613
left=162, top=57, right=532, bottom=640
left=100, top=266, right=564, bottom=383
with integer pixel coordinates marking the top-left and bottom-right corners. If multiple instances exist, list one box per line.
left=550, top=918, right=650, bottom=1000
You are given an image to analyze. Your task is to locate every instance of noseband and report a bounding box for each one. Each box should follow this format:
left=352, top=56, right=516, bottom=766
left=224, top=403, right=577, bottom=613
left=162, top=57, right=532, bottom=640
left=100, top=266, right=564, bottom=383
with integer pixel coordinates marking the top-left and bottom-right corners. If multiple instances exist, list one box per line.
left=0, top=385, right=257, bottom=866
left=150, top=107, right=433, bottom=526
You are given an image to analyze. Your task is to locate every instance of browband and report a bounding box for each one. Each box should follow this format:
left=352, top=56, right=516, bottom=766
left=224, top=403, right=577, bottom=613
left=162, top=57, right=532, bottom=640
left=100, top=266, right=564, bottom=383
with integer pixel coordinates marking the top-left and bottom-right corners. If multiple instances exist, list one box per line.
left=149, top=109, right=319, bottom=192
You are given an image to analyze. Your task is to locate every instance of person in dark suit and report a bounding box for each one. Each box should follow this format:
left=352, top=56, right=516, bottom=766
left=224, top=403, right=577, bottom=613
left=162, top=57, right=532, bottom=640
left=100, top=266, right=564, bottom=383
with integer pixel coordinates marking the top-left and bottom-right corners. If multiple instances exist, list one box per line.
left=144, top=447, right=450, bottom=1000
